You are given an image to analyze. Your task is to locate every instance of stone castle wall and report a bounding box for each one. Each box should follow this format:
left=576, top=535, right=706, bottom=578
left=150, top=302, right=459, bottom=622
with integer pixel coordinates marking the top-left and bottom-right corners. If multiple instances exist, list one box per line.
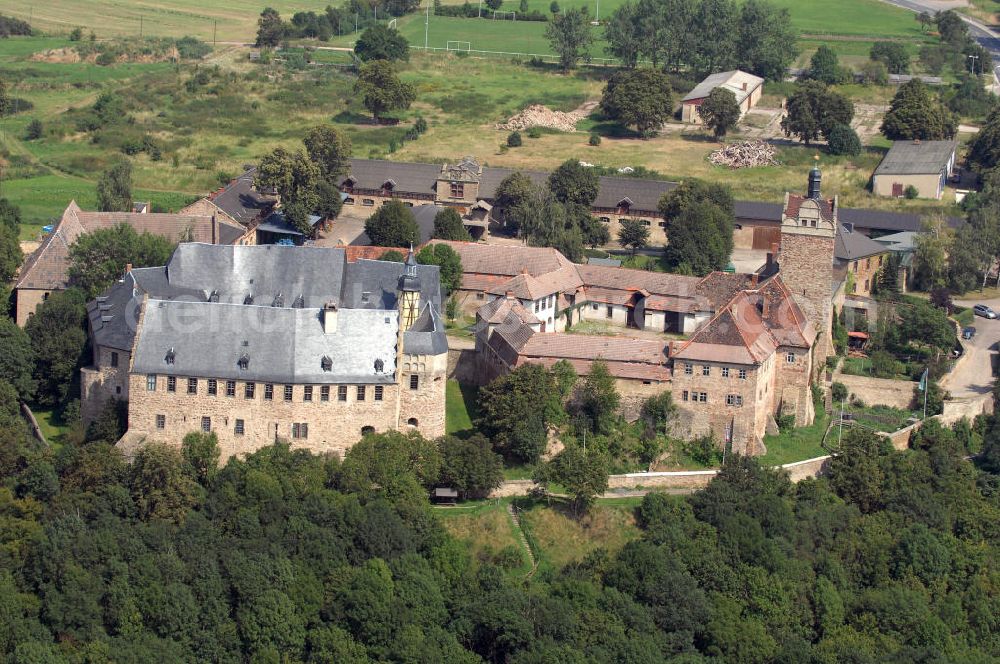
left=779, top=232, right=835, bottom=364
left=81, top=346, right=131, bottom=423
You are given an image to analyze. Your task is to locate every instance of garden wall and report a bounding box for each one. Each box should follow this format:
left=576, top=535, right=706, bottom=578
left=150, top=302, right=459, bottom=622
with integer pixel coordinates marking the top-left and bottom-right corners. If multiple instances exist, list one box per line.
left=833, top=373, right=915, bottom=409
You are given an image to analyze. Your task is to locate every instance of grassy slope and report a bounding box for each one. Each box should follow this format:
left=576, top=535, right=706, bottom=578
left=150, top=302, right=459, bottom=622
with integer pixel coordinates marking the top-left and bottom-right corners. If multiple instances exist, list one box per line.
left=518, top=499, right=641, bottom=573
left=446, top=379, right=479, bottom=436
left=436, top=501, right=533, bottom=575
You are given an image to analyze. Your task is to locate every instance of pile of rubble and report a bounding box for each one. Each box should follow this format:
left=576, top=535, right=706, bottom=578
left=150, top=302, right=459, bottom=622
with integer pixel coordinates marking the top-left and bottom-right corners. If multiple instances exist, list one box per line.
left=495, top=104, right=588, bottom=133
left=709, top=140, right=779, bottom=169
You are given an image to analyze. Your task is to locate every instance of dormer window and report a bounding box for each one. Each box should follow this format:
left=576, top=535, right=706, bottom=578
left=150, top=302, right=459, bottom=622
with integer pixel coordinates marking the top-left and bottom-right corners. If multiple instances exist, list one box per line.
left=272, top=293, right=284, bottom=308
left=238, top=354, right=250, bottom=370
left=374, top=358, right=384, bottom=373
left=382, top=178, right=396, bottom=190
left=321, top=355, right=333, bottom=372
left=343, top=176, right=355, bottom=188
left=361, top=292, right=370, bottom=304
left=292, top=294, right=304, bottom=308
left=208, top=290, right=219, bottom=303
left=244, top=293, right=254, bottom=305
left=165, top=348, right=176, bottom=365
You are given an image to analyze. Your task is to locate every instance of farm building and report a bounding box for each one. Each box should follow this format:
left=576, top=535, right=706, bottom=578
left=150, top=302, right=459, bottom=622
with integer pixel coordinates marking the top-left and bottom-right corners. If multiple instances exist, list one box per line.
left=872, top=140, right=958, bottom=200
left=681, top=70, right=764, bottom=124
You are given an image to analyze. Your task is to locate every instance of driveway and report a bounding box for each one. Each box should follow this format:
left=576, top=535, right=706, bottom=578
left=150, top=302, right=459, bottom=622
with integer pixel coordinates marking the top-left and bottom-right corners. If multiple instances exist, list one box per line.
left=945, top=296, right=1000, bottom=398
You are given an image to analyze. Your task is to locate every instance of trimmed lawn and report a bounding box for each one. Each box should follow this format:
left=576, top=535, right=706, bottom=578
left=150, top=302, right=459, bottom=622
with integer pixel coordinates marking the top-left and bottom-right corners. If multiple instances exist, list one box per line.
left=760, top=412, right=830, bottom=466
left=446, top=379, right=479, bottom=436
left=28, top=406, right=72, bottom=447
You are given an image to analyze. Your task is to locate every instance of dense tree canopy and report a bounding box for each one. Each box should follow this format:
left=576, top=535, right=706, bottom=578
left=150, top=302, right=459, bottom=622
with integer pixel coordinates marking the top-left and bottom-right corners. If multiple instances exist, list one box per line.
left=870, top=41, right=909, bottom=74
left=658, top=179, right=735, bottom=275
left=881, top=79, right=957, bottom=141
left=476, top=363, right=566, bottom=463
left=599, top=69, right=673, bottom=135
left=364, top=200, right=420, bottom=247
left=807, top=45, right=845, bottom=84
left=547, top=159, right=599, bottom=207
left=431, top=207, right=471, bottom=241
left=255, top=7, right=286, bottom=47
left=96, top=160, right=133, bottom=212
left=67, top=224, right=174, bottom=296
left=698, top=87, right=741, bottom=139
left=354, top=24, right=410, bottom=62
left=617, top=218, right=649, bottom=256
left=25, top=288, right=88, bottom=410
left=967, top=105, right=1000, bottom=175
left=781, top=81, right=854, bottom=145
left=302, top=124, right=352, bottom=180
left=0, top=197, right=20, bottom=282
left=416, top=243, right=463, bottom=293
left=544, top=7, right=593, bottom=71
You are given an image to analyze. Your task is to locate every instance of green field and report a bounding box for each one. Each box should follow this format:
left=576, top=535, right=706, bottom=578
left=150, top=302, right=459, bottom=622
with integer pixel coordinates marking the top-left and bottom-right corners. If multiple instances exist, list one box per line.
left=0, top=1, right=334, bottom=42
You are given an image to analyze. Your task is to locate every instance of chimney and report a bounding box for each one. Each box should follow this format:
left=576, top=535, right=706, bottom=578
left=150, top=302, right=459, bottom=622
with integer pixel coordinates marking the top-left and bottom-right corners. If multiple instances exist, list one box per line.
left=211, top=214, right=218, bottom=244
left=322, top=302, right=338, bottom=334
left=505, top=290, right=515, bottom=300
left=750, top=272, right=758, bottom=287
left=742, top=81, right=748, bottom=91
left=762, top=298, right=770, bottom=317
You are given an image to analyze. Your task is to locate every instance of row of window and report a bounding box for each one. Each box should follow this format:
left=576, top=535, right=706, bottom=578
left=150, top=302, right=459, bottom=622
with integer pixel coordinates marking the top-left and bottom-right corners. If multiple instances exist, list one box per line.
left=533, top=294, right=556, bottom=313
left=683, top=364, right=749, bottom=380
left=147, top=375, right=417, bottom=398
left=155, top=417, right=418, bottom=437
left=598, top=217, right=661, bottom=227
left=680, top=391, right=744, bottom=407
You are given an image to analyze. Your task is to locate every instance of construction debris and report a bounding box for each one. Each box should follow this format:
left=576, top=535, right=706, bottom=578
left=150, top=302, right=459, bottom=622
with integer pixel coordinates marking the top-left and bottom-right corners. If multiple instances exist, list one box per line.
left=709, top=140, right=779, bottom=169
left=496, top=104, right=589, bottom=133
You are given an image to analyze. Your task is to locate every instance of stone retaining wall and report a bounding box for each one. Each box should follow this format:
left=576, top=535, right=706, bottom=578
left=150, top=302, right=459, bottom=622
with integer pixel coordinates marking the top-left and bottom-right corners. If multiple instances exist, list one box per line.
left=832, top=372, right=915, bottom=409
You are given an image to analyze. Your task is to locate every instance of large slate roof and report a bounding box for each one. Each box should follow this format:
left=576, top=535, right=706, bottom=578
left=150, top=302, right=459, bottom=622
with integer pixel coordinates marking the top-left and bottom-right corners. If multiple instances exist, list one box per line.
left=207, top=167, right=276, bottom=225
left=836, top=224, right=889, bottom=261
left=874, top=140, right=957, bottom=176
left=132, top=301, right=399, bottom=384
left=89, top=244, right=447, bottom=371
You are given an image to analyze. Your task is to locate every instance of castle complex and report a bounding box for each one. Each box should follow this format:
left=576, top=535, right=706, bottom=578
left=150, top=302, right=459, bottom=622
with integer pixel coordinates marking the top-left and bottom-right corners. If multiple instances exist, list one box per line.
left=80, top=245, right=447, bottom=459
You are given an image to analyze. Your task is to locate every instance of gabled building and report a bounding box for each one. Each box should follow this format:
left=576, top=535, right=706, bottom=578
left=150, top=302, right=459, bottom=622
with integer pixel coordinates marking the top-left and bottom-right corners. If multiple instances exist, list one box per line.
left=872, top=140, right=958, bottom=200
left=82, top=244, right=447, bottom=460
left=14, top=201, right=250, bottom=326
left=680, top=70, right=764, bottom=124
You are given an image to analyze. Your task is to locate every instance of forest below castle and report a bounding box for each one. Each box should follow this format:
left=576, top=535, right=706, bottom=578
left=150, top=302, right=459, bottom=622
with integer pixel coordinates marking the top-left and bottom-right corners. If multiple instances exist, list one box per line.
left=0, top=385, right=999, bottom=663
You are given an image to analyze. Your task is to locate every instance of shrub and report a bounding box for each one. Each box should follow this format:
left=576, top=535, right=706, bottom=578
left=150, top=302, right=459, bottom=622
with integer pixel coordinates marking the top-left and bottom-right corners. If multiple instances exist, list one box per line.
left=95, top=51, right=116, bottom=66
left=69, top=27, right=83, bottom=41
left=414, top=116, right=428, bottom=133
left=904, top=184, right=919, bottom=199
left=526, top=127, right=542, bottom=138
left=777, top=412, right=796, bottom=432
left=24, top=118, right=42, bottom=140
left=176, top=36, right=212, bottom=60
left=589, top=133, right=601, bottom=146
left=827, top=123, right=862, bottom=156
left=831, top=382, right=848, bottom=403
left=683, top=434, right=720, bottom=466
left=507, top=131, right=522, bottom=147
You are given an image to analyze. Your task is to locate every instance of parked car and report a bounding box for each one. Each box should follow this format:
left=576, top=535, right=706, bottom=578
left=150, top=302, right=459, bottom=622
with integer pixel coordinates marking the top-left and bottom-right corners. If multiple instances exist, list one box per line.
left=963, top=326, right=977, bottom=340
left=974, top=304, right=997, bottom=319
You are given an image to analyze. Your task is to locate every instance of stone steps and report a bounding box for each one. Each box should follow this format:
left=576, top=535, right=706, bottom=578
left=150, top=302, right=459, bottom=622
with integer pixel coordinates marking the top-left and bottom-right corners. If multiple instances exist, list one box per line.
left=506, top=503, right=538, bottom=578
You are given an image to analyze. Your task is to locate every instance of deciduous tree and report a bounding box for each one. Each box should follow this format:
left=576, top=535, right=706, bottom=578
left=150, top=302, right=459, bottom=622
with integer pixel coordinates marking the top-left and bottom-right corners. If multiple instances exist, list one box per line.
left=599, top=69, right=674, bottom=135
left=698, top=87, right=741, bottom=139
left=544, top=7, right=593, bottom=71
left=302, top=125, right=352, bottom=180
left=807, top=45, right=844, bottom=84
left=617, top=218, right=649, bottom=256
left=354, top=60, right=416, bottom=121
left=365, top=200, right=420, bottom=247
left=535, top=445, right=609, bottom=514
left=354, top=24, right=410, bottom=62
left=548, top=159, right=599, bottom=206
left=575, top=359, right=620, bottom=434
left=25, top=288, right=87, bottom=409
left=870, top=41, right=909, bottom=74
left=0, top=317, right=34, bottom=400
left=781, top=80, right=854, bottom=145
left=881, top=79, right=957, bottom=141
left=255, top=7, right=285, bottom=48
left=96, top=160, right=133, bottom=212
left=436, top=434, right=503, bottom=499
left=416, top=242, right=463, bottom=293
left=431, top=207, right=471, bottom=241
left=476, top=363, right=565, bottom=463
left=68, top=224, right=174, bottom=296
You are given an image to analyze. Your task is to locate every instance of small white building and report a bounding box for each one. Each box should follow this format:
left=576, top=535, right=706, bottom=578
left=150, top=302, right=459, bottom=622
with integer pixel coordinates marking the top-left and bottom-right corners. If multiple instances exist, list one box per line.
left=681, top=70, right=764, bottom=124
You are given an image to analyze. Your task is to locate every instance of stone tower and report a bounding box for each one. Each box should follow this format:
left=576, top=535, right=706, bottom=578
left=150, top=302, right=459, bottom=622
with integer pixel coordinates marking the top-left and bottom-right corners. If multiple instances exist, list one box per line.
left=777, top=165, right=837, bottom=366
left=398, top=247, right=421, bottom=331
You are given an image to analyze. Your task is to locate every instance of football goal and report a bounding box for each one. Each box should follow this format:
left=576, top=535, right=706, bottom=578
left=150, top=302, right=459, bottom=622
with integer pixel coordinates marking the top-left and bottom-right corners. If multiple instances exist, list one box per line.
left=492, top=10, right=516, bottom=19
left=446, top=40, right=472, bottom=52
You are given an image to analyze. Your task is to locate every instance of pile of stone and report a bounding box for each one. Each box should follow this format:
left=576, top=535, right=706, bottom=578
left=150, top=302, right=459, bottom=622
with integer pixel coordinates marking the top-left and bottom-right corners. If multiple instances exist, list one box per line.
left=495, top=104, right=588, bottom=132
left=709, top=140, right=779, bottom=169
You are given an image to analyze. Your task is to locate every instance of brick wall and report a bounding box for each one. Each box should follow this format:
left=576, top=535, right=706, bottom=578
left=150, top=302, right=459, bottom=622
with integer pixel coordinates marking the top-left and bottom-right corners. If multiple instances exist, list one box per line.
left=81, top=346, right=131, bottom=423
left=779, top=231, right=835, bottom=366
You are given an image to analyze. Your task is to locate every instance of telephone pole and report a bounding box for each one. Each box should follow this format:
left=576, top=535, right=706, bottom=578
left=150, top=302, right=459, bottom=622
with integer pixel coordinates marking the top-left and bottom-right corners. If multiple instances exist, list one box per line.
left=213, top=20, right=217, bottom=47
left=139, top=15, right=143, bottom=38
left=425, top=2, right=429, bottom=50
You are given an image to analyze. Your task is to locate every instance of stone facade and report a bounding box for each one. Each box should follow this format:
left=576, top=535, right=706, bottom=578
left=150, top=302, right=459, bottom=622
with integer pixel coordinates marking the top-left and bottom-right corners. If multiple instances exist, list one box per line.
left=15, top=289, right=49, bottom=327
left=80, top=345, right=131, bottom=422
left=846, top=252, right=887, bottom=297
left=778, top=195, right=837, bottom=367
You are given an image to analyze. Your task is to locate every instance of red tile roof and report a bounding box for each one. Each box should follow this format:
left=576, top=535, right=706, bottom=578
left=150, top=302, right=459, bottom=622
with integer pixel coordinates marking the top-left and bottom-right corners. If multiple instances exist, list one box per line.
left=784, top=193, right=836, bottom=221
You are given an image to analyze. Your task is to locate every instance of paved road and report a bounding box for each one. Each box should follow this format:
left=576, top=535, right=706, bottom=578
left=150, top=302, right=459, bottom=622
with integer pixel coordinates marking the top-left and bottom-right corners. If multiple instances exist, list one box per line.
left=880, top=0, right=1000, bottom=85
left=946, top=296, right=1000, bottom=398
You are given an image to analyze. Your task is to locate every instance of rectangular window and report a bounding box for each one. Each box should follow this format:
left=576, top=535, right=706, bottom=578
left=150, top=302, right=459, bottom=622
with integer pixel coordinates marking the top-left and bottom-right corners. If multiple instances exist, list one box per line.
left=226, top=380, right=236, bottom=397
left=721, top=367, right=730, bottom=378
left=208, top=379, right=217, bottom=396
left=235, top=419, right=245, bottom=435
left=375, top=385, right=384, bottom=401
left=592, top=302, right=599, bottom=310
left=702, top=365, right=710, bottom=376
left=409, top=375, right=419, bottom=390
left=476, top=292, right=485, bottom=300
left=110, top=351, right=119, bottom=368
left=201, top=416, right=211, bottom=432
left=291, top=423, right=309, bottom=439
left=698, top=392, right=707, bottom=403
left=187, top=377, right=198, bottom=394
left=284, top=385, right=293, bottom=401
left=684, top=363, right=692, bottom=375
left=738, top=369, right=747, bottom=380
left=357, top=385, right=366, bottom=401
left=146, top=374, right=157, bottom=391
left=245, top=382, right=256, bottom=399
left=450, top=182, right=464, bottom=198
left=156, top=414, right=165, bottom=429
left=682, top=390, right=689, bottom=402
left=786, top=353, right=796, bottom=363
left=606, top=305, right=613, bottom=319
left=264, top=383, right=274, bottom=400
left=321, top=385, right=330, bottom=401
left=726, top=394, right=743, bottom=407
left=534, top=301, right=539, bottom=313
left=167, top=376, right=176, bottom=393
left=304, top=385, right=313, bottom=402
left=362, top=198, right=375, bottom=206
left=338, top=385, right=348, bottom=401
